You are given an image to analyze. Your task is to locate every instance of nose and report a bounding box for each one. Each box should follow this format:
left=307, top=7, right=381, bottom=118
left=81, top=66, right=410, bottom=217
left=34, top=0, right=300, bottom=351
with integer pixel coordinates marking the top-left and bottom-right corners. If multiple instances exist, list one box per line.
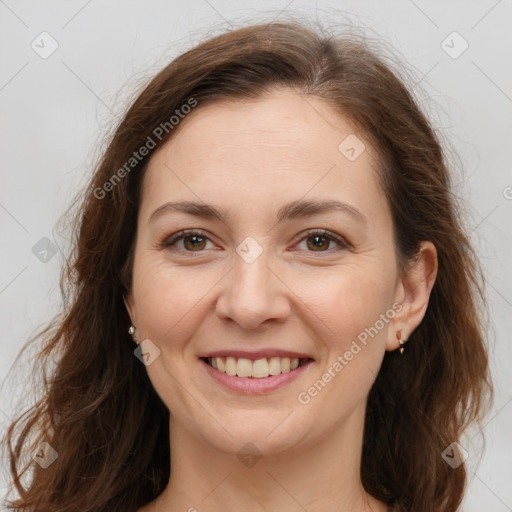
left=215, top=244, right=291, bottom=330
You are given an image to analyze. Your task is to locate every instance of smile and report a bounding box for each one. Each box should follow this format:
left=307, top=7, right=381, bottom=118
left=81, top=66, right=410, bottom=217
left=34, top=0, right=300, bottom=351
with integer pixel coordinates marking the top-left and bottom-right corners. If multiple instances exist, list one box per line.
left=200, top=355, right=314, bottom=394
left=202, top=356, right=312, bottom=378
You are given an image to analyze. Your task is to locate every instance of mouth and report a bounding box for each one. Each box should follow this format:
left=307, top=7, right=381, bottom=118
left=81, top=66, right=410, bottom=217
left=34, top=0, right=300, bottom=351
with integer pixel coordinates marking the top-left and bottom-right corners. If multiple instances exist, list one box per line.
left=200, top=356, right=314, bottom=379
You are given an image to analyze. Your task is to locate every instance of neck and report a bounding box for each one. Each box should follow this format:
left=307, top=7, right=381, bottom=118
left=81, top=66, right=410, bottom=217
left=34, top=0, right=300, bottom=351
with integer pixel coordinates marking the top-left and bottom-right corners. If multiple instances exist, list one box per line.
left=148, top=401, right=387, bottom=512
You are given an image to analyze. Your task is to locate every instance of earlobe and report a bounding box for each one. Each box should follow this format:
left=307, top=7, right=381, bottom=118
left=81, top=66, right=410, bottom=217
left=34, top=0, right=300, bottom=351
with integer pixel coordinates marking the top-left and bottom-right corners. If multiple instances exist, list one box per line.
left=386, top=241, right=438, bottom=352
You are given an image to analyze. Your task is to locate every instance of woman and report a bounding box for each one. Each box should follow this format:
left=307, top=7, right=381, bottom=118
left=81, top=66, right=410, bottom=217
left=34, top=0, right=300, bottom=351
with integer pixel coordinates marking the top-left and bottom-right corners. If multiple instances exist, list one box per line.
left=3, top=19, right=492, bottom=512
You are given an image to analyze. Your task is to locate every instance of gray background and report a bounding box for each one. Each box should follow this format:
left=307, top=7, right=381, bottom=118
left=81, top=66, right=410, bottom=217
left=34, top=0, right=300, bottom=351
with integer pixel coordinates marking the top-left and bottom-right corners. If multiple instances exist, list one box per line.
left=1, top=1, right=511, bottom=510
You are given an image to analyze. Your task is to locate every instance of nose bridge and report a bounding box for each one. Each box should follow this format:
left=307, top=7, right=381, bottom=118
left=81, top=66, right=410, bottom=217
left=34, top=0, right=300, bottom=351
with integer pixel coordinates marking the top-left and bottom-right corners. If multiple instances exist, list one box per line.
left=235, top=238, right=272, bottom=292
left=215, top=235, right=290, bottom=328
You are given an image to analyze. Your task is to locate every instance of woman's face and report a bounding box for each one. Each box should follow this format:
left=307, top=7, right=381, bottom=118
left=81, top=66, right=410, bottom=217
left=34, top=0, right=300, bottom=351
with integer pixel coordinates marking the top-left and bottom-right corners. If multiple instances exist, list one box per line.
left=126, top=89, right=409, bottom=456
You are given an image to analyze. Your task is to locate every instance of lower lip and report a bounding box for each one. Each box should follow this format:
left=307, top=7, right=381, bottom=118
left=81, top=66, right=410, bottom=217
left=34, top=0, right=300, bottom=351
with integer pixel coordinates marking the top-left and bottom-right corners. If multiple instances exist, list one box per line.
left=200, top=359, right=314, bottom=394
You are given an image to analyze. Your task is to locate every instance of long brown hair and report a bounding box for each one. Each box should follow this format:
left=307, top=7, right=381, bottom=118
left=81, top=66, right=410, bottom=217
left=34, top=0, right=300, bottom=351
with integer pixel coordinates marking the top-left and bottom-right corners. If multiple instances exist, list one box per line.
left=3, top=19, right=492, bottom=512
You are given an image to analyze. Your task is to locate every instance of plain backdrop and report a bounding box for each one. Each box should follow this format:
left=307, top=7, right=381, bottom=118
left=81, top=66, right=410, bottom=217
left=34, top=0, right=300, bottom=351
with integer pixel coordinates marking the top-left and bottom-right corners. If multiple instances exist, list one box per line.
left=1, top=1, right=511, bottom=510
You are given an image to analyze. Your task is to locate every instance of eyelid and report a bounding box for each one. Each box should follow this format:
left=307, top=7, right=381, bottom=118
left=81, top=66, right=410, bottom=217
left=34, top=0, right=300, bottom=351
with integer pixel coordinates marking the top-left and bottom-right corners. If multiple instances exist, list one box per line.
left=291, top=228, right=349, bottom=251
left=160, top=228, right=350, bottom=253
left=160, top=229, right=216, bottom=252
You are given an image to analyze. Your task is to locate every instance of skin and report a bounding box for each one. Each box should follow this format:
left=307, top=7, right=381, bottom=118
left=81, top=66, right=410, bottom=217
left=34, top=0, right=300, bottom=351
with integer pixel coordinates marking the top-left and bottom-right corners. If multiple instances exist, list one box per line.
left=125, top=88, right=438, bottom=512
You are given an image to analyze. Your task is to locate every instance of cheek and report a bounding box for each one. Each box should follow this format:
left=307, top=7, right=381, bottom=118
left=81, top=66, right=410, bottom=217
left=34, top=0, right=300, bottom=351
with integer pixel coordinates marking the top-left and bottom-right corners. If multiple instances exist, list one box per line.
left=132, top=256, right=220, bottom=345
left=295, top=260, right=397, bottom=346
left=294, top=269, right=395, bottom=416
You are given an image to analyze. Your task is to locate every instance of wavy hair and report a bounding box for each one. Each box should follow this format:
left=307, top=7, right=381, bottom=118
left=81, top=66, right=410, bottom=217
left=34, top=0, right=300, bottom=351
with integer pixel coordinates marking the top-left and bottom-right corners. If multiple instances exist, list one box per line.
left=3, top=19, right=492, bottom=512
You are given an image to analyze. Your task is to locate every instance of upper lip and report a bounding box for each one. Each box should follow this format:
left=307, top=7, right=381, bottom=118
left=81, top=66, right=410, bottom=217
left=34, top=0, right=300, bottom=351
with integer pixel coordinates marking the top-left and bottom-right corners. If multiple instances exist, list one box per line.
left=199, top=349, right=315, bottom=361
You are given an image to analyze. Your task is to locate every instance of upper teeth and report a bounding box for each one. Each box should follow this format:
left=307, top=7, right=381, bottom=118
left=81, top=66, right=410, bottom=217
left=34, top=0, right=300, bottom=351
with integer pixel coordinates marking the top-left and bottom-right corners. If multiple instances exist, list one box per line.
left=209, top=356, right=301, bottom=378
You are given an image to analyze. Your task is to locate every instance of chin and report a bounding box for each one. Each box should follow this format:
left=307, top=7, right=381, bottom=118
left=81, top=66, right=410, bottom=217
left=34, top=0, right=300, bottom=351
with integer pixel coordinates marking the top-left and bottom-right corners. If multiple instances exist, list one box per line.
left=176, top=411, right=295, bottom=456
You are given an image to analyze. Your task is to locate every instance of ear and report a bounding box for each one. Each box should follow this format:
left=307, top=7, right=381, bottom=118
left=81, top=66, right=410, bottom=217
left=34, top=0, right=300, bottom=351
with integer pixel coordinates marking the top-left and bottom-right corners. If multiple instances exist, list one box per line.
left=123, top=289, right=137, bottom=326
left=386, top=241, right=438, bottom=351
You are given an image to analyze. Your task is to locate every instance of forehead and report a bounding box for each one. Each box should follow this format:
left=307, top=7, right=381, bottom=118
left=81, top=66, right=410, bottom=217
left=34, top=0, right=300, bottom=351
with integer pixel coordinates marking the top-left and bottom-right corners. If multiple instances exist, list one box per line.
left=140, top=90, right=388, bottom=225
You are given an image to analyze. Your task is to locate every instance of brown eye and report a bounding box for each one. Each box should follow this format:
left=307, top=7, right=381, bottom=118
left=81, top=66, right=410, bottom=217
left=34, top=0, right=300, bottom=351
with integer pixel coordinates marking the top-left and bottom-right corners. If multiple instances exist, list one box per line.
left=182, top=234, right=207, bottom=251
left=162, top=230, right=214, bottom=252
left=161, top=228, right=348, bottom=255
left=306, top=234, right=331, bottom=251
left=296, top=229, right=348, bottom=253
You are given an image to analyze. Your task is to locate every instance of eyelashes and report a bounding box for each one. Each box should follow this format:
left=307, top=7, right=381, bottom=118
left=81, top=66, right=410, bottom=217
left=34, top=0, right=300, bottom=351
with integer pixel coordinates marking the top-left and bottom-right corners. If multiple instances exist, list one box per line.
left=160, top=229, right=216, bottom=252
left=159, top=228, right=350, bottom=255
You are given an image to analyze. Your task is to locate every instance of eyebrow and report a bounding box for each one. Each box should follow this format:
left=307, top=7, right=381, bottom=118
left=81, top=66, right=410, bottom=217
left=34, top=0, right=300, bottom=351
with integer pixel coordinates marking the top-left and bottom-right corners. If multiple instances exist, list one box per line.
left=148, top=199, right=367, bottom=226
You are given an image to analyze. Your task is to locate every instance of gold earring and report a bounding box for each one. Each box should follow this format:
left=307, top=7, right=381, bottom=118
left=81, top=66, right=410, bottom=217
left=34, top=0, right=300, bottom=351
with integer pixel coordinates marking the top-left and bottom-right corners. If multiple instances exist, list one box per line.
left=396, top=330, right=407, bottom=354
